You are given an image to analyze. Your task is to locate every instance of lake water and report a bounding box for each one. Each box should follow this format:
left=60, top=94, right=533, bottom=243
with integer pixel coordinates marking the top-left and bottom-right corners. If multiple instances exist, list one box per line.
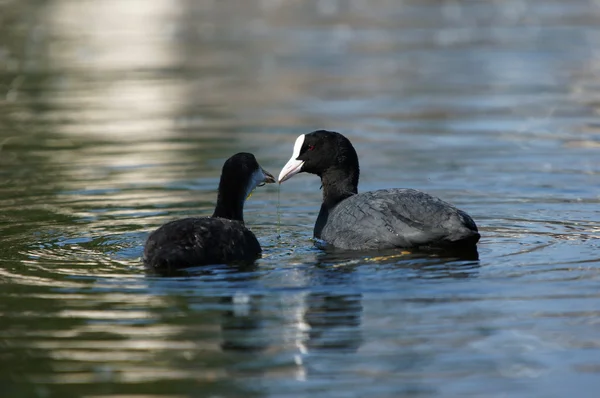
left=1, top=0, right=599, bottom=397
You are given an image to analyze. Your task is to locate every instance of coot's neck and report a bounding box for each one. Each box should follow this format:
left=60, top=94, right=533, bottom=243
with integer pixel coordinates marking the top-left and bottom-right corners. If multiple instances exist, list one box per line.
left=320, top=167, right=358, bottom=209
left=314, top=167, right=358, bottom=239
left=212, top=185, right=245, bottom=224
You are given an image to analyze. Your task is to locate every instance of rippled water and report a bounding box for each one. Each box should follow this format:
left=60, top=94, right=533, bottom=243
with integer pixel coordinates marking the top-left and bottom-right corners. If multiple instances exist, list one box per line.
left=1, top=0, right=599, bottom=397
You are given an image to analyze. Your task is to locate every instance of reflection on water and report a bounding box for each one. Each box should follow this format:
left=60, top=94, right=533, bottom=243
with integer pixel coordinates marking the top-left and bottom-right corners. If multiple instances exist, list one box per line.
left=1, top=0, right=600, bottom=397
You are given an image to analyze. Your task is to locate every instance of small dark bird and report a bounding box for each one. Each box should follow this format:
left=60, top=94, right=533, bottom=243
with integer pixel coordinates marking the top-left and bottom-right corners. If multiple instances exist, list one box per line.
left=278, top=130, right=480, bottom=252
left=144, top=153, right=275, bottom=272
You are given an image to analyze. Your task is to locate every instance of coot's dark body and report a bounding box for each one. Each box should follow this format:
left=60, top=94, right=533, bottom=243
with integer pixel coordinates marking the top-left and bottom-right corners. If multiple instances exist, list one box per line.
left=278, top=130, right=480, bottom=252
left=144, top=152, right=274, bottom=272
left=143, top=217, right=261, bottom=270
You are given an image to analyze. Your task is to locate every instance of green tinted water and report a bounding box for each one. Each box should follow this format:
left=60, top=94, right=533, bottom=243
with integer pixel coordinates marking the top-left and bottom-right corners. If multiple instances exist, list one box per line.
left=1, top=1, right=600, bottom=397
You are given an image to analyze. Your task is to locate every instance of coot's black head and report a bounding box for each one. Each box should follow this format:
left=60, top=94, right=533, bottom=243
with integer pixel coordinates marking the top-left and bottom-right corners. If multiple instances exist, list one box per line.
left=278, top=130, right=359, bottom=184
left=213, top=152, right=275, bottom=222
left=221, top=152, right=275, bottom=192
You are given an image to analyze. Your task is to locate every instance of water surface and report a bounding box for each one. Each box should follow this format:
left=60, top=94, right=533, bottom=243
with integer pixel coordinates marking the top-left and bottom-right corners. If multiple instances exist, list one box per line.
left=1, top=1, right=599, bottom=397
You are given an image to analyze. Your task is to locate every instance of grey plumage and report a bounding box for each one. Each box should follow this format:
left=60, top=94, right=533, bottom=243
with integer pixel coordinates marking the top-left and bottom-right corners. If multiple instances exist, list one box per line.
left=317, top=188, right=479, bottom=250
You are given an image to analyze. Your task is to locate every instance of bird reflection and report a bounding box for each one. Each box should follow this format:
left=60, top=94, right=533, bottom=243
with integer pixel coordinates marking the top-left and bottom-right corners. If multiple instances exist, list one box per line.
left=217, top=246, right=480, bottom=354
left=144, top=246, right=480, bottom=356
left=219, top=290, right=364, bottom=354
left=140, top=243, right=482, bottom=392
left=218, top=256, right=364, bottom=354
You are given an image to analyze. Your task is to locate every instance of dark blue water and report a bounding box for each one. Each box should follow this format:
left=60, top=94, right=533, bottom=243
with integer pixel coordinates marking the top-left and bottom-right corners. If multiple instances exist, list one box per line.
left=1, top=1, right=599, bottom=397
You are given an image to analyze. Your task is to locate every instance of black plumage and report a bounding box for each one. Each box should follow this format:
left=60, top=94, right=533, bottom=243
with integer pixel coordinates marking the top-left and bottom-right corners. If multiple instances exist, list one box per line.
left=278, top=130, right=480, bottom=251
left=144, top=153, right=275, bottom=272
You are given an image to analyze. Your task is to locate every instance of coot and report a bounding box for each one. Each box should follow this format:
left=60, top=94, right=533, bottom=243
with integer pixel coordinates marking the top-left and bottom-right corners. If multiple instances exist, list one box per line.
left=278, top=130, right=480, bottom=251
left=144, top=153, right=275, bottom=272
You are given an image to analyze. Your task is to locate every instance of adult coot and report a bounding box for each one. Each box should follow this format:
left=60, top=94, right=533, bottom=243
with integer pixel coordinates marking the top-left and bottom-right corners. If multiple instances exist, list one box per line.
left=144, top=153, right=275, bottom=272
left=278, top=130, right=480, bottom=252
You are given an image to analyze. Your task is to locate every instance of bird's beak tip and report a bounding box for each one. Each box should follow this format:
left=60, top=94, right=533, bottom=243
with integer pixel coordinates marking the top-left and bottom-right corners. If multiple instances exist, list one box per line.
left=263, top=169, right=276, bottom=184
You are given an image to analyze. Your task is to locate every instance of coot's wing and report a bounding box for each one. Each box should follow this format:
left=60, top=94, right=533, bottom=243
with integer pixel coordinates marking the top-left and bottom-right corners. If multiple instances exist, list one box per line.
left=321, top=189, right=479, bottom=250
left=144, top=217, right=261, bottom=270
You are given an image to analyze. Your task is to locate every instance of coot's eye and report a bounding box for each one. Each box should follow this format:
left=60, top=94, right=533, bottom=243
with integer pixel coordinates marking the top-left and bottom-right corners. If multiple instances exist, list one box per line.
left=308, top=144, right=315, bottom=151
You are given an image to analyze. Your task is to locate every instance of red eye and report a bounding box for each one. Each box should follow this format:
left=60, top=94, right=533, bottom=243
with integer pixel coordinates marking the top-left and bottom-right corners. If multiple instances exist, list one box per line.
left=308, top=145, right=315, bottom=151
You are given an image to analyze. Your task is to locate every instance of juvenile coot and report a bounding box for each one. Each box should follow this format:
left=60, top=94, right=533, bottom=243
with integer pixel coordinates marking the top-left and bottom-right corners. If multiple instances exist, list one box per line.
left=144, top=153, right=275, bottom=272
left=278, top=130, right=480, bottom=251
